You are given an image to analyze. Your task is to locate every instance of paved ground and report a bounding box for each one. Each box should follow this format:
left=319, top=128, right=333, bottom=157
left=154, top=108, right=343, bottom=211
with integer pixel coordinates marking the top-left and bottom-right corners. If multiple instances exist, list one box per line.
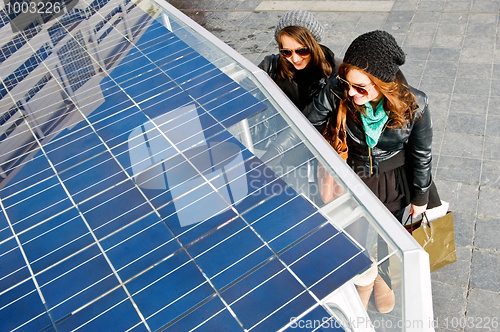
left=170, top=1, right=500, bottom=331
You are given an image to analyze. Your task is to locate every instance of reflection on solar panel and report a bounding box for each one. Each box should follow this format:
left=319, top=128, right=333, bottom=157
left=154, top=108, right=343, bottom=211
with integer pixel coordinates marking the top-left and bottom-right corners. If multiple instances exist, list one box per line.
left=0, top=0, right=371, bottom=330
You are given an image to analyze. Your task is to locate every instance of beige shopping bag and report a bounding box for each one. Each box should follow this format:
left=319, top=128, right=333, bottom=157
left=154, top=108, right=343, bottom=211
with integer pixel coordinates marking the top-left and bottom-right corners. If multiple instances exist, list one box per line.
left=406, top=211, right=457, bottom=273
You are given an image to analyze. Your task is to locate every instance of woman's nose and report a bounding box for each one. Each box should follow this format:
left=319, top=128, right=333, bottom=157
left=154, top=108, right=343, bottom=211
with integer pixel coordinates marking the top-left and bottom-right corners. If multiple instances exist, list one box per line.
left=348, top=86, right=357, bottom=96
left=291, top=52, right=301, bottom=62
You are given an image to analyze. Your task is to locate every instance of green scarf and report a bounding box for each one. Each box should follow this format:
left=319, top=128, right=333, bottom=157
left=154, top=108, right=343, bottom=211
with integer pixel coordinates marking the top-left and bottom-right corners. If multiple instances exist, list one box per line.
left=361, top=99, right=388, bottom=148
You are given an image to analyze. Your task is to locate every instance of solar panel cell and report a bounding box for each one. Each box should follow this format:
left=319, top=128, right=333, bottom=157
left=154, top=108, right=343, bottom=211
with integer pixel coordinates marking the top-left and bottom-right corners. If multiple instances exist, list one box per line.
left=127, top=251, right=214, bottom=330
left=0, top=153, right=54, bottom=198
left=53, top=287, right=143, bottom=331
left=140, top=90, right=194, bottom=120
left=93, top=107, right=149, bottom=151
left=18, top=208, right=93, bottom=274
left=4, top=178, right=73, bottom=234
left=250, top=195, right=327, bottom=253
left=187, top=217, right=274, bottom=289
left=37, top=246, right=119, bottom=321
left=280, top=226, right=372, bottom=299
left=182, top=71, right=238, bottom=98
left=103, top=214, right=181, bottom=281
left=123, top=75, right=178, bottom=106
left=135, top=23, right=176, bottom=51
left=222, top=258, right=316, bottom=331
left=0, top=211, right=11, bottom=242
left=203, top=88, right=269, bottom=127
left=79, top=181, right=153, bottom=239
left=152, top=46, right=198, bottom=70
left=60, top=153, right=126, bottom=200
left=0, top=279, right=51, bottom=332
left=0, top=239, right=32, bottom=291
left=44, top=127, right=105, bottom=171
left=161, top=296, right=245, bottom=331
left=145, top=39, right=196, bottom=66
left=163, top=53, right=213, bottom=82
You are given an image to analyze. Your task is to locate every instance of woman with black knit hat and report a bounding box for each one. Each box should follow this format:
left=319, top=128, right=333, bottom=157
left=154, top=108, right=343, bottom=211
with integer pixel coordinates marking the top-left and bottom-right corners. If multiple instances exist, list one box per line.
left=305, top=30, right=441, bottom=313
left=256, top=10, right=336, bottom=200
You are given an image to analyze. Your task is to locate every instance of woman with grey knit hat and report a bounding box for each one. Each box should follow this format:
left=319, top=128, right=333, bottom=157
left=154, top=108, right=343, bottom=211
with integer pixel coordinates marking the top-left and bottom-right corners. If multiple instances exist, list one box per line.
left=258, top=9, right=335, bottom=111
left=306, top=30, right=441, bottom=313
left=256, top=10, right=336, bottom=200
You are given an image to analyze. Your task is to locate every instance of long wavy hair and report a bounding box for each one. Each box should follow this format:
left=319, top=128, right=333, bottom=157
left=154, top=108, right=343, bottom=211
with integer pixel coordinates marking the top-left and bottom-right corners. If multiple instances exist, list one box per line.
left=337, top=62, right=418, bottom=129
left=276, top=26, right=332, bottom=81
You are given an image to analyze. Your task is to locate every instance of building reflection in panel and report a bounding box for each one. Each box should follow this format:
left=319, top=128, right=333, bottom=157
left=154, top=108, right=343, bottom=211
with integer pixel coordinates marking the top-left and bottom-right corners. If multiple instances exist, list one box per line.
left=0, top=0, right=152, bottom=188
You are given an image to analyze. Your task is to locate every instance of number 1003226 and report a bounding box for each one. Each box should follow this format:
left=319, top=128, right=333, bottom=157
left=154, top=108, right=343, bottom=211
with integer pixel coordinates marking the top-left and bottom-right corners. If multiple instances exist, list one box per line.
left=443, top=316, right=498, bottom=329
left=5, top=0, right=62, bottom=15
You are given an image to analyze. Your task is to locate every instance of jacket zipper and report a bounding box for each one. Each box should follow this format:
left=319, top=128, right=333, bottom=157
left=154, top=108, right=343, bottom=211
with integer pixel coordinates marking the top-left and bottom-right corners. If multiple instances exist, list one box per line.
left=368, top=120, right=389, bottom=174
left=368, top=146, right=373, bottom=175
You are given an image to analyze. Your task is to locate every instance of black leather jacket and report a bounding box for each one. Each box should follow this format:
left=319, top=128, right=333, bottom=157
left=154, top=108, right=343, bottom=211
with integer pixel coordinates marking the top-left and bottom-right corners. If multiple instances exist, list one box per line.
left=304, top=76, right=433, bottom=205
left=258, top=46, right=336, bottom=161
left=258, top=45, right=336, bottom=111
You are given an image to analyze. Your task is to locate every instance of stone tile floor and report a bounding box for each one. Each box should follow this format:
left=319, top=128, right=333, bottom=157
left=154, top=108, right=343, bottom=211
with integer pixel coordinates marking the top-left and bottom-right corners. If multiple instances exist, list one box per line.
left=171, top=0, right=500, bottom=330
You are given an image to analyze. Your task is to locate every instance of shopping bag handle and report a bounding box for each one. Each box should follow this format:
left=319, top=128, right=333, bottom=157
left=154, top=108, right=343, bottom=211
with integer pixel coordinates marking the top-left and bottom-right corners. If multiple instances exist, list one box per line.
left=403, top=212, right=430, bottom=234
left=421, top=212, right=430, bottom=225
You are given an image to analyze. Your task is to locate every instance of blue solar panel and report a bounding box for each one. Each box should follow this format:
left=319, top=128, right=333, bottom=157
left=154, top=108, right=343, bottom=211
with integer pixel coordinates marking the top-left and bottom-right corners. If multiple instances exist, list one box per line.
left=0, top=0, right=372, bottom=330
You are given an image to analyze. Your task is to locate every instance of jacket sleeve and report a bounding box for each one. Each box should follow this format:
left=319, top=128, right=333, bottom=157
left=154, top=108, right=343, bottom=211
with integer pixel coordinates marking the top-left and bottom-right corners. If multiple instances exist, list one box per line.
left=259, top=127, right=301, bottom=167
left=258, top=55, right=276, bottom=77
left=302, top=76, right=339, bottom=131
left=261, top=77, right=340, bottom=164
left=408, top=89, right=433, bottom=206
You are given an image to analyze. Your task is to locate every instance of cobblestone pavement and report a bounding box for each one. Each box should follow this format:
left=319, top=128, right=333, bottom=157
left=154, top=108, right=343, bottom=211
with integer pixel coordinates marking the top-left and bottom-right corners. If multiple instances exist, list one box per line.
left=170, top=1, right=500, bottom=331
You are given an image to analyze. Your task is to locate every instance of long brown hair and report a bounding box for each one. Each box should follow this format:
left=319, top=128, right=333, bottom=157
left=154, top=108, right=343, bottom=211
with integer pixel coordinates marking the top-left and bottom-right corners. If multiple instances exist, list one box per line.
left=337, top=62, right=417, bottom=129
left=276, top=26, right=332, bottom=81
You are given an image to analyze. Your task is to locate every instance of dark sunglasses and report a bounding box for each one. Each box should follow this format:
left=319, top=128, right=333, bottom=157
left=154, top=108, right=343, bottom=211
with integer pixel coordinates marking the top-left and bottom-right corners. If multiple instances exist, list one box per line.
left=336, top=75, right=374, bottom=96
left=279, top=47, right=310, bottom=58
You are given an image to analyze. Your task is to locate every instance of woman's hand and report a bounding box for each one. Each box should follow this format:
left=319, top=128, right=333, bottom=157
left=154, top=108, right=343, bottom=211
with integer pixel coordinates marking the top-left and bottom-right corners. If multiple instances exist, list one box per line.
left=410, top=203, right=427, bottom=218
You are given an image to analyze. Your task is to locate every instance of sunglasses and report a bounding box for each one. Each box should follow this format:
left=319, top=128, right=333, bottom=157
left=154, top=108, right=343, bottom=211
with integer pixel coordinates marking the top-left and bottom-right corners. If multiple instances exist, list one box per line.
left=336, top=75, right=374, bottom=96
left=279, top=47, right=310, bottom=58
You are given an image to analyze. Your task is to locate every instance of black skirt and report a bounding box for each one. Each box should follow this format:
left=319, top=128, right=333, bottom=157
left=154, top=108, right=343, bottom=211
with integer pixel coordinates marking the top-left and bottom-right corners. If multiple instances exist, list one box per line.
left=354, top=164, right=441, bottom=213
left=356, top=165, right=406, bottom=213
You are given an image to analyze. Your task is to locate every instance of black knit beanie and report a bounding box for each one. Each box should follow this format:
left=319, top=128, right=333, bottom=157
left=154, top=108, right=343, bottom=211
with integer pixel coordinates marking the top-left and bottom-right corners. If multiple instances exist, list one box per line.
left=343, top=30, right=405, bottom=83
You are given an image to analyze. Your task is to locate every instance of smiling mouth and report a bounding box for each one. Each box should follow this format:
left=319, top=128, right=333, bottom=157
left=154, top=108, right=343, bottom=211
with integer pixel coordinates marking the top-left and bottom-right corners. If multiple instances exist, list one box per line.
left=352, top=95, right=366, bottom=103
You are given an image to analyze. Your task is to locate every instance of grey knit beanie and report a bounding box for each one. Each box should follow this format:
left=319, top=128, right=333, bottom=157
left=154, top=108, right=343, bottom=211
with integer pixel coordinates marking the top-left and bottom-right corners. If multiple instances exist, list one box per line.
left=274, top=10, right=324, bottom=43
left=343, top=30, right=405, bottom=83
